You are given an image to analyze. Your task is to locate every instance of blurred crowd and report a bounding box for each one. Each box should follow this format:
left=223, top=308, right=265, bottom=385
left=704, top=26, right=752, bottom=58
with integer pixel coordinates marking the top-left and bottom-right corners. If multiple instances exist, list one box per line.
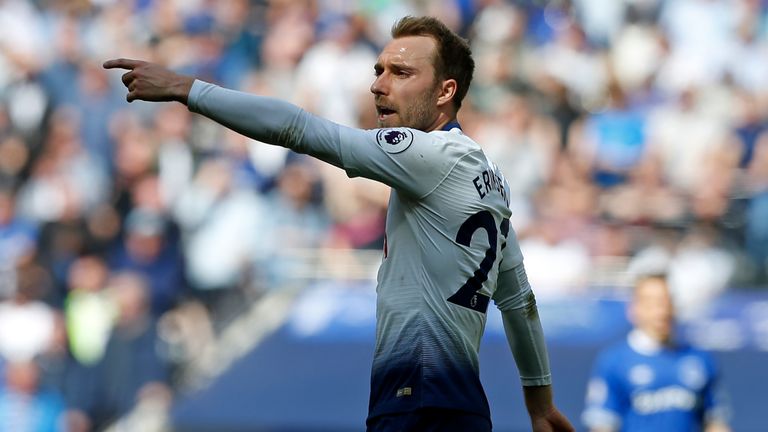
left=1, top=0, right=768, bottom=430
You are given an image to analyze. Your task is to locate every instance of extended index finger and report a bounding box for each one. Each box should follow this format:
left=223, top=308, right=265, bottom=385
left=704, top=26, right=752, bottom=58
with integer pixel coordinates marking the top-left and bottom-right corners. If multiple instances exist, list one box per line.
left=103, top=58, right=145, bottom=70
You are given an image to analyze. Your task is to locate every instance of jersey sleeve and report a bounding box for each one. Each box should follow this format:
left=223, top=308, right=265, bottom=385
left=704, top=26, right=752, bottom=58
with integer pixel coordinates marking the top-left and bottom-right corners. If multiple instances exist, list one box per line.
left=493, top=263, right=552, bottom=386
left=188, top=80, right=454, bottom=197
left=499, top=225, right=524, bottom=273
left=582, top=350, right=627, bottom=431
left=491, top=223, right=527, bottom=309
left=337, top=126, right=460, bottom=198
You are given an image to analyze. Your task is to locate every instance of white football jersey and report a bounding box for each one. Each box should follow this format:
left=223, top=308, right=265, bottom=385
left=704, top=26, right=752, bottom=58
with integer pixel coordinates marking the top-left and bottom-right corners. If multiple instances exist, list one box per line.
left=336, top=123, right=523, bottom=419
left=188, top=81, right=526, bottom=420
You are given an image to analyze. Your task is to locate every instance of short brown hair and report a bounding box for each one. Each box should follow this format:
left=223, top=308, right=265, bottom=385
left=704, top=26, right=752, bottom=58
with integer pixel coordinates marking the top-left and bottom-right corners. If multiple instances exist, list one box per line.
left=391, top=16, right=474, bottom=110
left=635, top=272, right=668, bottom=286
left=633, top=272, right=670, bottom=295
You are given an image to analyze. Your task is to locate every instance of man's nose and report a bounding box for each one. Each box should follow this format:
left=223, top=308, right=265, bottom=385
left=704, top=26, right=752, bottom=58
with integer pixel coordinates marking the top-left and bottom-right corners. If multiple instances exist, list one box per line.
left=371, top=74, right=387, bottom=95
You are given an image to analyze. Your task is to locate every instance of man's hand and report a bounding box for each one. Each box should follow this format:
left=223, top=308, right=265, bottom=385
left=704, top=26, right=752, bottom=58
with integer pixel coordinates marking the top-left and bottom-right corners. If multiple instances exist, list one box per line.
left=524, top=385, right=575, bottom=432
left=530, top=407, right=575, bottom=432
left=103, top=58, right=195, bottom=104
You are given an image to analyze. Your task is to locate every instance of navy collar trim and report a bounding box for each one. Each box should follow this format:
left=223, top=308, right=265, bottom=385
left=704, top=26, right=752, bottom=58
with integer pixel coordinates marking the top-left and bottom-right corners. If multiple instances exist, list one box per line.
left=441, top=121, right=462, bottom=131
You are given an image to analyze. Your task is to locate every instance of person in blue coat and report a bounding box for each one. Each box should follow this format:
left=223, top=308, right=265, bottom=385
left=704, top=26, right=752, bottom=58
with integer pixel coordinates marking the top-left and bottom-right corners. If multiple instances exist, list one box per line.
left=582, top=273, right=731, bottom=432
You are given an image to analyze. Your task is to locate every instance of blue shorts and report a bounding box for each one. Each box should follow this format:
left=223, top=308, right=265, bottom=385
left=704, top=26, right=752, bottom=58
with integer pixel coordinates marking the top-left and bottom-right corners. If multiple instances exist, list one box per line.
left=366, top=408, right=492, bottom=432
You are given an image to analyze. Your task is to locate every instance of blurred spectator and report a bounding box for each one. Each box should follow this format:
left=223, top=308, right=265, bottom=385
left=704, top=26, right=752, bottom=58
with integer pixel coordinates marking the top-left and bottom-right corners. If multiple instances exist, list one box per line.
left=469, top=1, right=534, bottom=100
left=732, top=90, right=767, bottom=169
left=157, top=299, right=215, bottom=381
left=35, top=312, right=96, bottom=432
left=0, top=185, right=34, bottom=255
left=108, top=208, right=185, bottom=316
left=35, top=215, right=91, bottom=304
left=535, top=19, right=607, bottom=108
left=72, top=60, right=125, bottom=170
left=0, top=134, right=32, bottom=185
left=209, top=0, right=265, bottom=88
left=293, top=13, right=377, bottom=127
left=0, top=265, right=55, bottom=363
left=93, top=271, right=170, bottom=428
left=258, top=0, right=316, bottom=96
left=0, top=185, right=37, bottom=298
left=153, top=103, right=195, bottom=205
left=657, top=0, right=736, bottom=94
left=0, top=361, right=66, bottom=432
left=38, top=14, right=83, bottom=110
left=174, top=156, right=263, bottom=318
left=644, top=87, right=734, bottom=195
left=252, top=157, right=332, bottom=288
left=573, top=0, right=628, bottom=47
left=598, top=156, right=687, bottom=226
left=517, top=152, right=597, bottom=297
left=109, top=113, right=158, bottom=216
left=726, top=0, right=768, bottom=93
left=609, top=14, right=665, bottom=100
left=324, top=174, right=388, bottom=252
left=14, top=106, right=110, bottom=298
left=570, top=79, right=647, bottom=188
left=63, top=255, right=116, bottom=366
left=472, top=93, right=559, bottom=223
left=0, top=0, right=46, bottom=88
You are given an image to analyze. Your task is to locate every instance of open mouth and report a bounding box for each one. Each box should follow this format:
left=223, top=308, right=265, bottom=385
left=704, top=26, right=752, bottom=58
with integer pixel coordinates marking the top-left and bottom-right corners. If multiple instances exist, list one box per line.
left=377, top=106, right=397, bottom=117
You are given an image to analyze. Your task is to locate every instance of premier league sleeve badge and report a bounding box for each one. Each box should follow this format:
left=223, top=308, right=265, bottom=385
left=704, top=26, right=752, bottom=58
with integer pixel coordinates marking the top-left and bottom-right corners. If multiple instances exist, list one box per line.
left=376, top=128, right=414, bottom=154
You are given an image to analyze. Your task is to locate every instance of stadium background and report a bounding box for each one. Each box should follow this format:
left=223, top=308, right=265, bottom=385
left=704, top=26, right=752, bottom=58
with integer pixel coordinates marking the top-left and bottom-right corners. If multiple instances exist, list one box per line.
left=0, top=0, right=767, bottom=430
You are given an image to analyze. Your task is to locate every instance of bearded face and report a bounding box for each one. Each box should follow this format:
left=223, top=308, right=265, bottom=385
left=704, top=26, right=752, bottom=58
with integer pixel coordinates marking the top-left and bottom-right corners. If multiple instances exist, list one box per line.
left=371, top=36, right=444, bottom=131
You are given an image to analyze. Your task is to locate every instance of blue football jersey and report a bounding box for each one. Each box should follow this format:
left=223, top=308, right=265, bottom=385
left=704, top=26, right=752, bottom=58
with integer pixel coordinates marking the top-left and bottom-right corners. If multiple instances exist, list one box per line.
left=582, top=330, right=730, bottom=432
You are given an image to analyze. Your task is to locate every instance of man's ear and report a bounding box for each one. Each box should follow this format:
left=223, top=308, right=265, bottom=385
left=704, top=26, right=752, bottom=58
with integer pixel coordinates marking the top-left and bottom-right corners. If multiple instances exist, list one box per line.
left=436, top=79, right=458, bottom=108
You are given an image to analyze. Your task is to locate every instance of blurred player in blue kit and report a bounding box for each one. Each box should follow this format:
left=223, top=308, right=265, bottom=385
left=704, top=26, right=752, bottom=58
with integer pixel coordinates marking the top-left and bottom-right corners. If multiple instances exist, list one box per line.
left=582, top=274, right=731, bottom=432
left=104, top=16, right=573, bottom=432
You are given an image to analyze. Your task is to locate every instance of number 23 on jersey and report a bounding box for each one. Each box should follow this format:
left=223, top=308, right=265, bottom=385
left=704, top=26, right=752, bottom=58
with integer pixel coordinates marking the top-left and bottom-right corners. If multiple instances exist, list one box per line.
left=448, top=210, right=510, bottom=313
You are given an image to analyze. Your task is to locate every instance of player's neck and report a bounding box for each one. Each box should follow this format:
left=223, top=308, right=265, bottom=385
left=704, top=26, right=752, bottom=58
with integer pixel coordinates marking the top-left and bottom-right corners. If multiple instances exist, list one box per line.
left=426, top=112, right=457, bottom=132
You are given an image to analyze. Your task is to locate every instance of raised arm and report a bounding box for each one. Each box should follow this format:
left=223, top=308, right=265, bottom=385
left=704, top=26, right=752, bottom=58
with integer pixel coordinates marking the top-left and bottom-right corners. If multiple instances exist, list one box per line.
left=104, top=58, right=350, bottom=169
left=103, top=58, right=455, bottom=198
